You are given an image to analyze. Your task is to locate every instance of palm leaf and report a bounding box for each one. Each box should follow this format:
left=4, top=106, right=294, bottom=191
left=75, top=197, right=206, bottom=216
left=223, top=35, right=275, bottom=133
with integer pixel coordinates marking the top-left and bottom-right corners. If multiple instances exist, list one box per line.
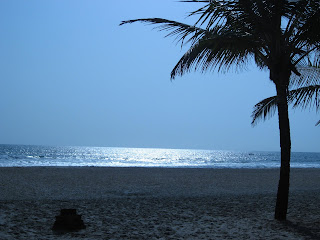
left=120, top=0, right=278, bottom=74
left=251, top=96, right=278, bottom=125
left=291, top=53, right=320, bottom=88
left=120, top=18, right=207, bottom=46
left=170, top=27, right=261, bottom=78
left=253, top=52, right=320, bottom=126
left=289, top=85, right=320, bottom=110
left=291, top=1, right=320, bottom=47
left=120, top=4, right=270, bottom=79
left=185, top=0, right=238, bottom=28
left=252, top=85, right=320, bottom=126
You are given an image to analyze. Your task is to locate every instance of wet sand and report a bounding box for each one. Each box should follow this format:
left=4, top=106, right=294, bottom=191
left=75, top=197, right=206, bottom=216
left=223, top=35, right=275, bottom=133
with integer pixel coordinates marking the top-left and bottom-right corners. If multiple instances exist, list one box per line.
left=0, top=167, right=320, bottom=239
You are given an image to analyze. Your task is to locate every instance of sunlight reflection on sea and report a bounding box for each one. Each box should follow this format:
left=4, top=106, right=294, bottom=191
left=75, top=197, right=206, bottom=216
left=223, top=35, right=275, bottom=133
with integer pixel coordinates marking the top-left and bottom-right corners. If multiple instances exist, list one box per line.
left=0, top=145, right=319, bottom=168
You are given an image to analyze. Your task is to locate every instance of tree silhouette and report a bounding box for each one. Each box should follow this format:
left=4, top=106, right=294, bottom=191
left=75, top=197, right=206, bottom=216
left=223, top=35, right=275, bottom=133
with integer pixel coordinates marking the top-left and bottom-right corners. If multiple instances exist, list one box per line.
left=121, top=0, right=320, bottom=220
left=252, top=56, right=320, bottom=126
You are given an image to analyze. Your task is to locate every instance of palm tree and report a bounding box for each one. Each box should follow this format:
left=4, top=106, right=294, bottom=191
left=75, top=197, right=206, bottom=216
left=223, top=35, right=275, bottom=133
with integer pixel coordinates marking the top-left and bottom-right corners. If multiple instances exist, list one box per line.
left=121, top=0, right=320, bottom=220
left=252, top=56, right=320, bottom=126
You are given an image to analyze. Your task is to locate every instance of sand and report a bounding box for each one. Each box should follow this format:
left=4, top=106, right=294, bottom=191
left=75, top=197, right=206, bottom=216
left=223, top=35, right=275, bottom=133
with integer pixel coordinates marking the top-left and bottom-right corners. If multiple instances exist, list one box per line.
left=0, top=167, right=320, bottom=239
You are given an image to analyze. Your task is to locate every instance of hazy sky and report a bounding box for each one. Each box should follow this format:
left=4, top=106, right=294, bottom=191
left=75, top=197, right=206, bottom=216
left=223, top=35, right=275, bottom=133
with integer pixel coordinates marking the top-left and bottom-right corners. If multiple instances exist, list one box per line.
left=0, top=0, right=319, bottom=152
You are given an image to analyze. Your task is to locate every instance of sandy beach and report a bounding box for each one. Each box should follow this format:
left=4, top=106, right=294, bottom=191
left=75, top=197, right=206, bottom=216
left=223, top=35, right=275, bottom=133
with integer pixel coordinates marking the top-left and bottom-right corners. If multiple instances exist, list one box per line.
left=0, top=167, right=320, bottom=239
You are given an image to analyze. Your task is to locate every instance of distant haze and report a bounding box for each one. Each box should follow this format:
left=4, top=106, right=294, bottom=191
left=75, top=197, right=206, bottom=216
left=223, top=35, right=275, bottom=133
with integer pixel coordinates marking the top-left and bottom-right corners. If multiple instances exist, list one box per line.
left=0, top=0, right=318, bottom=152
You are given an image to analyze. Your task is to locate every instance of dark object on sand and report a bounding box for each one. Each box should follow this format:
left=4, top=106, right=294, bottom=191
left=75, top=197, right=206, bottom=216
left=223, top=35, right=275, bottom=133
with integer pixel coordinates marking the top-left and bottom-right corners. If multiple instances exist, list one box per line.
left=52, top=209, right=86, bottom=231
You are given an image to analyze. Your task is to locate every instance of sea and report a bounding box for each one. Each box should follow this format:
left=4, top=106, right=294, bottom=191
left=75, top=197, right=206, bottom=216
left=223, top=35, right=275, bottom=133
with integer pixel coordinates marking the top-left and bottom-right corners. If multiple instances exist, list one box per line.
left=0, top=144, right=319, bottom=168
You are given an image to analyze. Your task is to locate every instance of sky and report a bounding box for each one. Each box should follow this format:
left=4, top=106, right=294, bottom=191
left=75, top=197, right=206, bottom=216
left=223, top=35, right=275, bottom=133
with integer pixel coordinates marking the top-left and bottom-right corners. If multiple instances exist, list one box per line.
left=0, top=0, right=319, bottom=152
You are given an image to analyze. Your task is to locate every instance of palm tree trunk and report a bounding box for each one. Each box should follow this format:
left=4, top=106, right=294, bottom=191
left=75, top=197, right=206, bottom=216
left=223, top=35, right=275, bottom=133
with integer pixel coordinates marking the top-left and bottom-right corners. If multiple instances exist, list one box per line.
left=274, top=84, right=291, bottom=221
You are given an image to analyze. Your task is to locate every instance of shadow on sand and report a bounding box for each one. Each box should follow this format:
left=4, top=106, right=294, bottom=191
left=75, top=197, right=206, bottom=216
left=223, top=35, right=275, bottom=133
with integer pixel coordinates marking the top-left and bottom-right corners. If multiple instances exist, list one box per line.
left=282, top=220, right=320, bottom=240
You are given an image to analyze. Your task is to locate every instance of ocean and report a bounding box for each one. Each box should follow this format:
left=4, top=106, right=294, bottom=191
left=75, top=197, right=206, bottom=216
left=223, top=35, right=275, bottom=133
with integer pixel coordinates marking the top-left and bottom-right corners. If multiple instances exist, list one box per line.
left=0, top=144, right=319, bottom=168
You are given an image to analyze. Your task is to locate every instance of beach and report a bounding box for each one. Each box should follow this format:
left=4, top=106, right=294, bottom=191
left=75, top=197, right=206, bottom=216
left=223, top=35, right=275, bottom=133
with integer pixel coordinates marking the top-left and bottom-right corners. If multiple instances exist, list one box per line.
left=0, top=167, right=320, bottom=239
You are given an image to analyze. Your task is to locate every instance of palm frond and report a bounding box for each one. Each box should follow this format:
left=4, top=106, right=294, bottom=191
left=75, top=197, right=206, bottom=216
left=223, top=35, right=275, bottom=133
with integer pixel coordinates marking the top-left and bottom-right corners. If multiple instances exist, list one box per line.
left=251, top=96, right=277, bottom=126
left=170, top=28, right=259, bottom=78
left=291, top=53, right=320, bottom=88
left=289, top=84, right=320, bottom=126
left=252, top=85, right=320, bottom=126
left=121, top=1, right=286, bottom=79
left=186, top=0, right=238, bottom=28
left=289, top=85, right=320, bottom=111
left=120, top=18, right=207, bottom=46
left=288, top=0, right=320, bottom=61
left=292, top=2, right=320, bottom=47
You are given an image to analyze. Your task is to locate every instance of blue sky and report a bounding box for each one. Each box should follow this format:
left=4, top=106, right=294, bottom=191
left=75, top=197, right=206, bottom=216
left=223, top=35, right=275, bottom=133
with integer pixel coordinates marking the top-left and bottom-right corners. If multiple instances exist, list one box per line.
left=0, top=0, right=318, bottom=152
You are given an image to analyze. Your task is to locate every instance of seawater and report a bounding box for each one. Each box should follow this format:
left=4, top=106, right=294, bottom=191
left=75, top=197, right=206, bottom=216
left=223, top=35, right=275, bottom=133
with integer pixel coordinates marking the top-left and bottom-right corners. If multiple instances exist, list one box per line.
left=0, top=144, right=319, bottom=168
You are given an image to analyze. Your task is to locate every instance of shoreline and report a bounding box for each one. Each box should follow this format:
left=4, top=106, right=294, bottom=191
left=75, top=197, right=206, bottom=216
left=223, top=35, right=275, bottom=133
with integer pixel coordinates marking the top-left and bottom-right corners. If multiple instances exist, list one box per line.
left=1, top=167, right=320, bottom=239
